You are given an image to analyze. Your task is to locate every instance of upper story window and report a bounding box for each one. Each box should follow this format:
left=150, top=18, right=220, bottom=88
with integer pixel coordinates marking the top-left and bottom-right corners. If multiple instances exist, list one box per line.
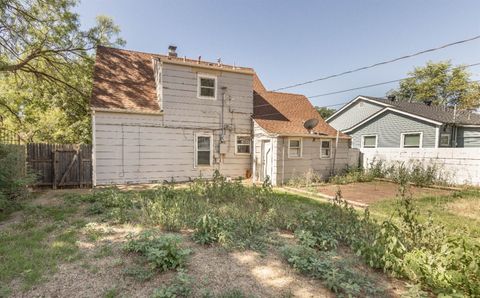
left=197, top=74, right=217, bottom=100
left=401, top=132, right=422, bottom=148
left=235, top=135, right=251, bottom=154
left=288, top=138, right=302, bottom=158
left=320, top=139, right=332, bottom=158
left=362, top=135, right=377, bottom=148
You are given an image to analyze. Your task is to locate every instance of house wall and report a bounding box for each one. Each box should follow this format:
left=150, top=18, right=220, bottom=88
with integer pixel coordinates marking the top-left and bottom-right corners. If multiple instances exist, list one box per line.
left=349, top=110, right=439, bottom=148
left=93, top=63, right=254, bottom=185
left=456, top=126, right=480, bottom=147
left=328, top=99, right=384, bottom=131
left=252, top=121, right=277, bottom=185
left=361, top=148, right=480, bottom=186
left=275, top=137, right=359, bottom=185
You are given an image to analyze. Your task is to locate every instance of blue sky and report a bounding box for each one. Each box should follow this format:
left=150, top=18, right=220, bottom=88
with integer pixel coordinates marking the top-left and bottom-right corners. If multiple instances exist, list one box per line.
left=75, top=0, right=480, bottom=109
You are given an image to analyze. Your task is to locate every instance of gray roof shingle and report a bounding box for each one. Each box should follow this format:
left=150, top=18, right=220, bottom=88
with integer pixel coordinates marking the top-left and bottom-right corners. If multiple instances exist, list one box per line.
left=361, top=96, right=480, bottom=125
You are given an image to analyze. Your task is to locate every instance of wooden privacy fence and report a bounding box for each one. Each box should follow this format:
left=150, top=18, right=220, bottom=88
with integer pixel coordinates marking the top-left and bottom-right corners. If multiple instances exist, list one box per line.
left=27, top=143, right=92, bottom=188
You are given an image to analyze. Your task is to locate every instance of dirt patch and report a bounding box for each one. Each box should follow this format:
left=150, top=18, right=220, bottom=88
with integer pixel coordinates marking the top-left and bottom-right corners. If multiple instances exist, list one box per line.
left=447, top=198, right=480, bottom=220
left=16, top=225, right=334, bottom=298
left=313, top=181, right=452, bottom=205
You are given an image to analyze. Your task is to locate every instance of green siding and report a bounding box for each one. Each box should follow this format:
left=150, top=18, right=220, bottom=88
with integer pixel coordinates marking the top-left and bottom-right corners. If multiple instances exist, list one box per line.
left=349, top=110, right=438, bottom=148
left=457, top=127, right=480, bottom=147
left=328, top=100, right=384, bottom=131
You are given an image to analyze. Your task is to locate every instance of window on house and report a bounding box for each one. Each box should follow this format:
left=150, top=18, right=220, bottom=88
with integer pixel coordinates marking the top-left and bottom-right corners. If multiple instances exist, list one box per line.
left=402, top=133, right=422, bottom=148
left=440, top=134, right=450, bottom=147
left=362, top=135, right=377, bottom=148
left=197, top=74, right=216, bottom=99
left=235, top=135, right=251, bottom=154
left=288, top=138, right=302, bottom=158
left=196, top=134, right=212, bottom=166
left=320, top=140, right=332, bottom=158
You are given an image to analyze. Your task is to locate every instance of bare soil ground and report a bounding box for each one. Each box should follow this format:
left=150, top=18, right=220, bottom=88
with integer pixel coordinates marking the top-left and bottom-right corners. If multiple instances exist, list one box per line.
left=313, top=181, right=453, bottom=205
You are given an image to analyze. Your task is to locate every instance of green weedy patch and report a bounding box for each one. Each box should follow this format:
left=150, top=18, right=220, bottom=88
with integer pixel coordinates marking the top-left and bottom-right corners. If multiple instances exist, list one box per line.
left=62, top=171, right=480, bottom=296
left=281, top=244, right=385, bottom=297
left=124, top=231, right=191, bottom=272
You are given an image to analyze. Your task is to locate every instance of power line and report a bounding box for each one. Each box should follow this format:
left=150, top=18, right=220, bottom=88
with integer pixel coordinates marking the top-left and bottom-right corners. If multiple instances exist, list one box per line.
left=308, top=62, right=480, bottom=98
left=273, top=34, right=480, bottom=91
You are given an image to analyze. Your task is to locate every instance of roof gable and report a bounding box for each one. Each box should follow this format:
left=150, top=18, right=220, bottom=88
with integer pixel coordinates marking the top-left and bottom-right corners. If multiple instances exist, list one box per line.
left=253, top=77, right=347, bottom=138
left=90, top=46, right=254, bottom=113
left=343, top=107, right=443, bottom=133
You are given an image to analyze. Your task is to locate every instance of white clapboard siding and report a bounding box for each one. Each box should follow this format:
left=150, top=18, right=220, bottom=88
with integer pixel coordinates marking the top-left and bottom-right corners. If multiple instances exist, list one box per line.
left=93, top=61, right=254, bottom=185
left=275, top=137, right=357, bottom=184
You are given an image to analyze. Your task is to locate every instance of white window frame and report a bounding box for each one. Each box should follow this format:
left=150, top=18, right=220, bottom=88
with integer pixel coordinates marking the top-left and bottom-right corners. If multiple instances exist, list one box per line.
left=288, top=138, right=303, bottom=158
left=235, top=134, right=251, bottom=155
left=320, top=139, right=332, bottom=159
left=194, top=132, right=213, bottom=167
left=197, top=73, right=217, bottom=100
left=400, top=132, right=423, bottom=148
left=439, top=133, right=451, bottom=147
left=361, top=134, right=378, bottom=148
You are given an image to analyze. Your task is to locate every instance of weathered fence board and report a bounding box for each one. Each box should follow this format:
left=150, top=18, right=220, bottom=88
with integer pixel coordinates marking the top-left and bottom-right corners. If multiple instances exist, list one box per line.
left=27, top=143, right=92, bottom=188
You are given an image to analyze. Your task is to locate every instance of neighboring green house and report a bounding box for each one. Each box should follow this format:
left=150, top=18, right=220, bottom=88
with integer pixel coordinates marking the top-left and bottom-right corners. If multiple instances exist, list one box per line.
left=327, top=96, right=480, bottom=148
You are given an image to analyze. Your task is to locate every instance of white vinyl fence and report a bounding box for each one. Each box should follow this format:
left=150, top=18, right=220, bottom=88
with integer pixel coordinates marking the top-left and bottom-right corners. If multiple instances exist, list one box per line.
left=360, top=148, right=480, bottom=186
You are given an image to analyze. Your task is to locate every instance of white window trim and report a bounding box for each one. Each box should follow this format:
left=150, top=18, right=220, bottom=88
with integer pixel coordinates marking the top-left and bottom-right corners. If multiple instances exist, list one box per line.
left=288, top=137, right=303, bottom=158
left=400, top=132, right=423, bottom=148
left=320, top=139, right=332, bottom=159
left=194, top=132, right=213, bottom=167
left=439, top=133, right=451, bottom=147
left=235, top=134, right=251, bottom=155
left=197, top=73, right=217, bottom=100
left=361, top=134, right=378, bottom=148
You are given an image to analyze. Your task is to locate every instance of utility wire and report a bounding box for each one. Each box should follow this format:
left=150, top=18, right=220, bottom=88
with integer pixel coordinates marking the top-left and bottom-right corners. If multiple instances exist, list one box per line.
left=308, top=62, right=480, bottom=98
left=273, top=35, right=480, bottom=91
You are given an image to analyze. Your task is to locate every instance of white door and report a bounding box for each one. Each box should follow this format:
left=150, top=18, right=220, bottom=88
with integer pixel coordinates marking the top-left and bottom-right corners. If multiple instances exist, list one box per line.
left=261, top=140, right=273, bottom=182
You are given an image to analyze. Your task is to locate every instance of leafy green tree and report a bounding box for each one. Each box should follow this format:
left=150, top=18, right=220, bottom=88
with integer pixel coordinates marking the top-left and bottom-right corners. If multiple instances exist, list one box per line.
left=391, top=61, right=480, bottom=108
left=0, top=0, right=125, bottom=143
left=315, top=106, right=336, bottom=119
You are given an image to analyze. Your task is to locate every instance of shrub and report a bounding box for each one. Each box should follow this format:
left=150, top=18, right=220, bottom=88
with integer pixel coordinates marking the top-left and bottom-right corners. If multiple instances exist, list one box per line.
left=0, top=144, right=35, bottom=218
left=124, top=231, right=191, bottom=271
left=151, top=269, right=192, bottom=298
left=192, top=214, right=221, bottom=245
left=281, top=245, right=384, bottom=297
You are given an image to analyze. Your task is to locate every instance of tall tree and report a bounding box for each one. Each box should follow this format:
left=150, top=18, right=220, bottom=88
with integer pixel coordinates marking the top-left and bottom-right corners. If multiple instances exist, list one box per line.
left=0, top=0, right=125, bottom=143
left=315, top=106, right=336, bottom=119
left=390, top=61, right=480, bottom=108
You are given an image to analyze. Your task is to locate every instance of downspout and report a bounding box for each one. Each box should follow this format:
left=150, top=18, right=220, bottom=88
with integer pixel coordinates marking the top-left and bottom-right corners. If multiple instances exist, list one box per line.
left=282, top=137, right=285, bottom=185
left=331, top=131, right=339, bottom=175
left=220, top=87, right=227, bottom=143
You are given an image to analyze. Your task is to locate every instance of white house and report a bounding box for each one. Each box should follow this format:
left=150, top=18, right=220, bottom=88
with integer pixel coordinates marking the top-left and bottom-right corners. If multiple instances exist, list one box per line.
left=90, top=46, right=355, bottom=185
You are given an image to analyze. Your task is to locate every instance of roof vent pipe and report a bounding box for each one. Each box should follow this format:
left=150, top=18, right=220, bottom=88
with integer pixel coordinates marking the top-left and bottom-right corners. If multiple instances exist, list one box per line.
left=168, top=45, right=177, bottom=57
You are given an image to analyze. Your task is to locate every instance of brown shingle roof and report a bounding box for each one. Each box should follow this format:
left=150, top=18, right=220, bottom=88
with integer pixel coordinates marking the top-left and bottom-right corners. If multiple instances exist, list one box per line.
left=91, top=46, right=254, bottom=113
left=253, top=76, right=347, bottom=138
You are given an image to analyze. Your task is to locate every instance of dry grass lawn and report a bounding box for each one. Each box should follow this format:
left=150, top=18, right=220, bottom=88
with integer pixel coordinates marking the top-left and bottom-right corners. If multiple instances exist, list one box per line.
left=0, top=188, right=407, bottom=298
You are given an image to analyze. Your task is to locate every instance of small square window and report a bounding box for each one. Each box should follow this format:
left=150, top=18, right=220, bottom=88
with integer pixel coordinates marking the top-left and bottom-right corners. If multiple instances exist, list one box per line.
left=197, top=75, right=216, bottom=99
left=320, top=140, right=331, bottom=158
left=288, top=138, right=302, bottom=158
left=439, top=134, right=450, bottom=147
left=235, top=135, right=251, bottom=154
left=362, top=135, right=377, bottom=148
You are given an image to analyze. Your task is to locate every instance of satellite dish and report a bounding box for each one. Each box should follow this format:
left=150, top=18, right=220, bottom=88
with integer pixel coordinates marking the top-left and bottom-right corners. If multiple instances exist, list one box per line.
left=304, top=118, right=319, bottom=131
